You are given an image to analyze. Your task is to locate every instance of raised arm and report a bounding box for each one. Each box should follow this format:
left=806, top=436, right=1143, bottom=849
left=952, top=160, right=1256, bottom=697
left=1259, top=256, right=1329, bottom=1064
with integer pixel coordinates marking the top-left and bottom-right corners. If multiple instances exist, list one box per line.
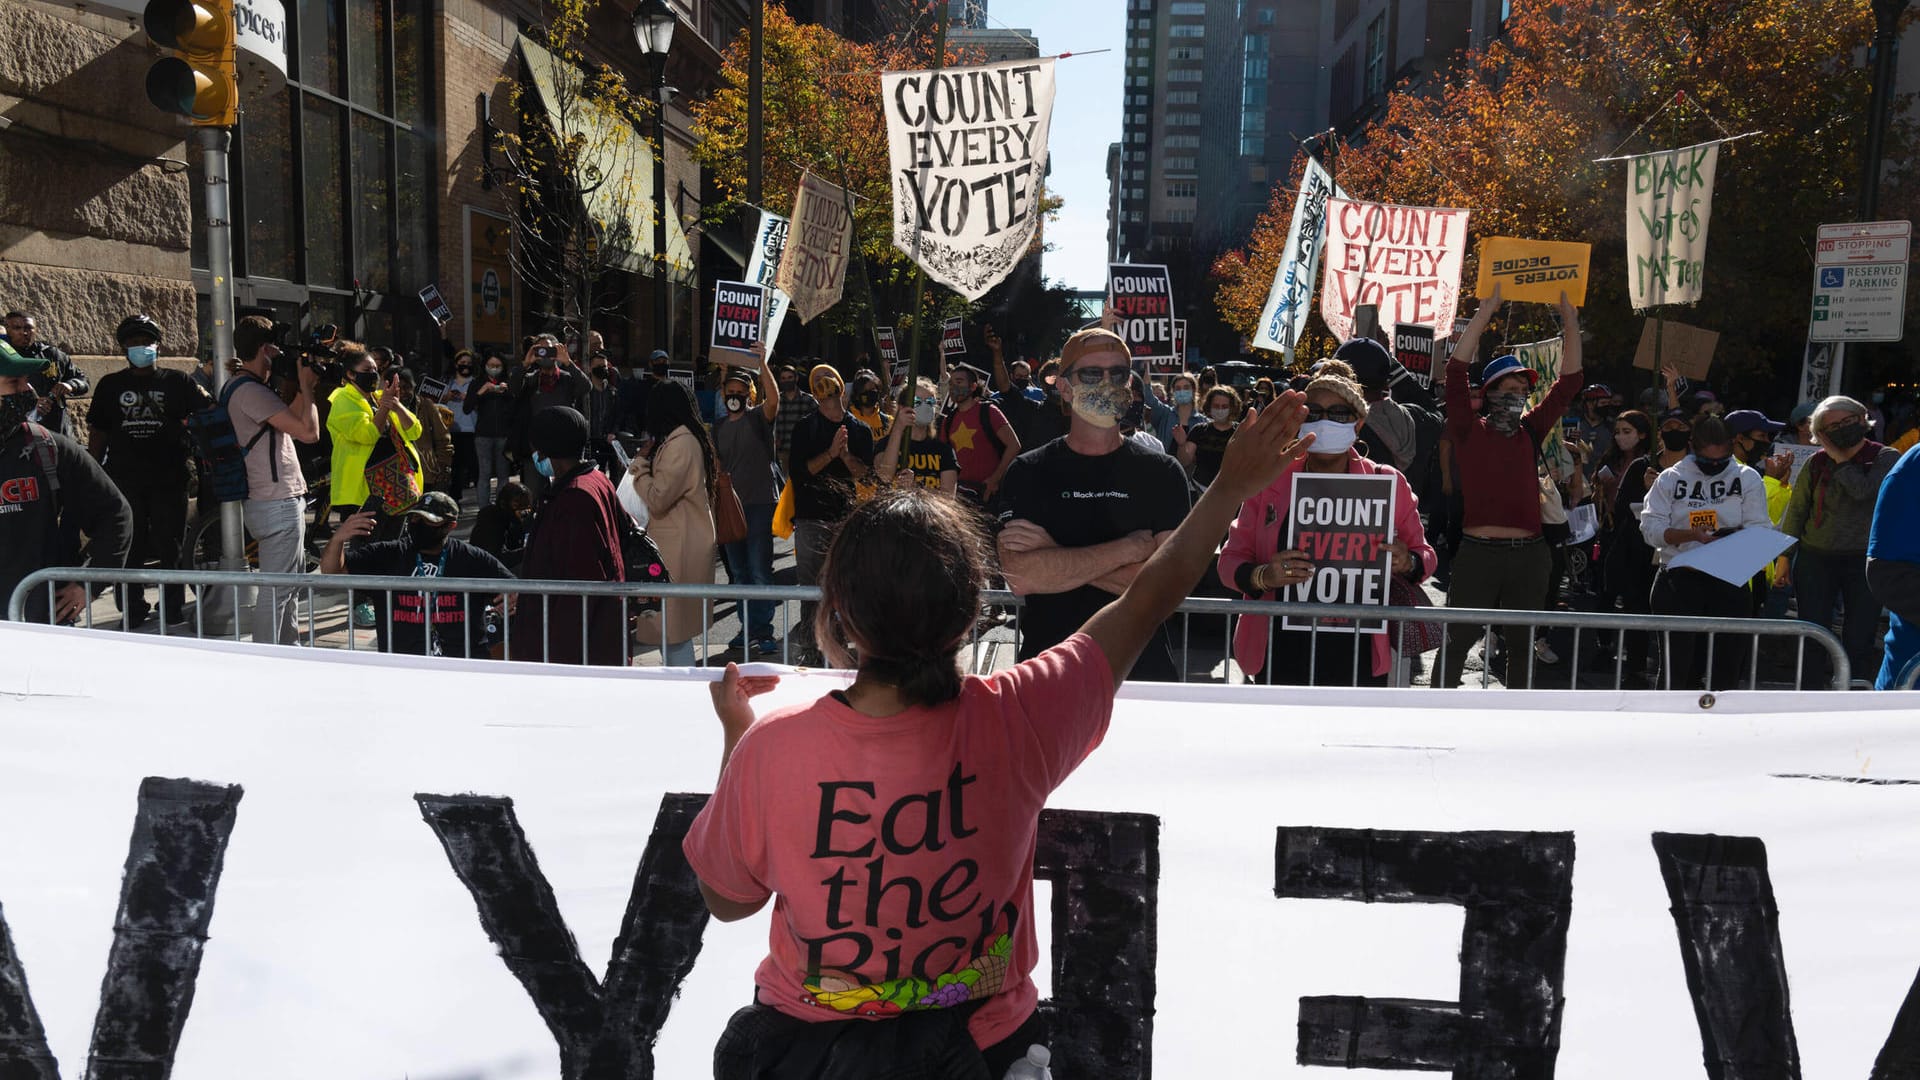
left=1081, top=394, right=1312, bottom=687
left=756, top=350, right=779, bottom=421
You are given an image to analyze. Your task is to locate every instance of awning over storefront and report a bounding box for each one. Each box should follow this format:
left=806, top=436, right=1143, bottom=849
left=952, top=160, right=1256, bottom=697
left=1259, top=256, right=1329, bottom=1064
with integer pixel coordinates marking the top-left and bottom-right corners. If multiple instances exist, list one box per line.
left=516, top=34, right=696, bottom=285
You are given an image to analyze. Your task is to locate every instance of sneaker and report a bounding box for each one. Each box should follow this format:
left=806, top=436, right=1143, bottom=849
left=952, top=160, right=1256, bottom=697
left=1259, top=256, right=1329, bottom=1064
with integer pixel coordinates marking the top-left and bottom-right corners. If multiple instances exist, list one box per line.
left=1534, top=639, right=1559, bottom=665
left=353, top=601, right=377, bottom=629
left=752, top=638, right=780, bottom=657
left=725, top=633, right=747, bottom=650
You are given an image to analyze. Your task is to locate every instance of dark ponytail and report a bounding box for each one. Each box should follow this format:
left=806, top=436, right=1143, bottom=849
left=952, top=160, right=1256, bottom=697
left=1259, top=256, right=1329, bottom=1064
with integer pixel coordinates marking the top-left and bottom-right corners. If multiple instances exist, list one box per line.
left=814, top=489, right=990, bottom=706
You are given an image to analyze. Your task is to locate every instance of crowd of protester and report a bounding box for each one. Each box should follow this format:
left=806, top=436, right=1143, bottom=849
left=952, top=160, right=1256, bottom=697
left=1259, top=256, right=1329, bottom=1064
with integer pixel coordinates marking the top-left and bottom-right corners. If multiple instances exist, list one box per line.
left=1, top=298, right=1916, bottom=690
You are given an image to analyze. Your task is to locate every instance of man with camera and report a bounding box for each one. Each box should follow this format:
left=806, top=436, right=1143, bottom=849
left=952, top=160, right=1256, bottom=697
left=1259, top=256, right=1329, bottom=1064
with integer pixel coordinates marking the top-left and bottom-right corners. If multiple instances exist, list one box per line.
left=509, top=335, right=590, bottom=499
left=228, top=315, right=322, bottom=644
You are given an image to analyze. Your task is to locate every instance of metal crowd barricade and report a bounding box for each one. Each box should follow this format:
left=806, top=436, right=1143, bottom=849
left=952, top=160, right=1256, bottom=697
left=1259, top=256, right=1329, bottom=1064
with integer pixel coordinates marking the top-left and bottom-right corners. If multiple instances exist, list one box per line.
left=8, top=567, right=1852, bottom=690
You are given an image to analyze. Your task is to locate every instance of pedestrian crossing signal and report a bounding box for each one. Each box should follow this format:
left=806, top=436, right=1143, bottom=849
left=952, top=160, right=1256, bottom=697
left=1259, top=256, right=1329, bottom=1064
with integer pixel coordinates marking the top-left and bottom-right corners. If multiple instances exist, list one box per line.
left=143, top=0, right=237, bottom=127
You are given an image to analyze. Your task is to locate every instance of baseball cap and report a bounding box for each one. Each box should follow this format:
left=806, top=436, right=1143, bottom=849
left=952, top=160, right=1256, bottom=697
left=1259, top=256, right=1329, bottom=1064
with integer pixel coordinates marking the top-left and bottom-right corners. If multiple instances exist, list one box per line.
left=1659, top=408, right=1691, bottom=426
left=648, top=349, right=670, bottom=362
left=402, top=491, right=461, bottom=526
left=1579, top=382, right=1616, bottom=400
left=1789, top=401, right=1817, bottom=426
left=1479, top=354, right=1537, bottom=390
left=0, top=339, right=39, bottom=377
left=1724, top=409, right=1785, bottom=436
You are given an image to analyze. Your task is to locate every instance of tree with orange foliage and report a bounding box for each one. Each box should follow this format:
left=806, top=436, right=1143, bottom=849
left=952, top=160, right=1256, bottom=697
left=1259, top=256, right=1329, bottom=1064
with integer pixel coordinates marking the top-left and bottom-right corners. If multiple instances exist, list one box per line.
left=1214, top=0, right=1910, bottom=400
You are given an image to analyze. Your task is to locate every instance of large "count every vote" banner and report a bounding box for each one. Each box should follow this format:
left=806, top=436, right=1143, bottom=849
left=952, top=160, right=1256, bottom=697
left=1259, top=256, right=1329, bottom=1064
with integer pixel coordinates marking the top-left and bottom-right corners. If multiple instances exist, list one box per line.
left=1319, top=197, right=1470, bottom=344
left=4, top=624, right=1920, bottom=1077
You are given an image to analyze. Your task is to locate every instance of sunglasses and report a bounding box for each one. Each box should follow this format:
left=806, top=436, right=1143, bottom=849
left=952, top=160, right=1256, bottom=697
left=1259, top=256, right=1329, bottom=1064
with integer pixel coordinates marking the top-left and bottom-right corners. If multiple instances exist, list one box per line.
left=1304, top=404, right=1360, bottom=423
left=1068, top=364, right=1132, bottom=387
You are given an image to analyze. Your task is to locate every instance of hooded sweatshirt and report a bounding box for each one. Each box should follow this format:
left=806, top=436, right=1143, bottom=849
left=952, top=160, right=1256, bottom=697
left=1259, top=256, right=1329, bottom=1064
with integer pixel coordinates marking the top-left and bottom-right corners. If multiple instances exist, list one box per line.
left=1640, top=455, right=1770, bottom=565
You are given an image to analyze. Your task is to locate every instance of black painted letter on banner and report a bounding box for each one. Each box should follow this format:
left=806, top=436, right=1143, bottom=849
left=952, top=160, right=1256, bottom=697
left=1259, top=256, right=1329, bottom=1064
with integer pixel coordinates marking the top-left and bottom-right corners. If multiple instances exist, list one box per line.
left=416, top=791, right=712, bottom=1079
left=1275, top=827, right=1575, bottom=1077
left=0, top=776, right=242, bottom=1080
left=1033, top=809, right=1159, bottom=1079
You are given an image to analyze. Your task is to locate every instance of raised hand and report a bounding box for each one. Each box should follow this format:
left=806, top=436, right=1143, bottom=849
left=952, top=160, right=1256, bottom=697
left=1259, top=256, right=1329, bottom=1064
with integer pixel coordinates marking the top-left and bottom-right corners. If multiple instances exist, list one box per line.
left=1213, top=391, right=1313, bottom=503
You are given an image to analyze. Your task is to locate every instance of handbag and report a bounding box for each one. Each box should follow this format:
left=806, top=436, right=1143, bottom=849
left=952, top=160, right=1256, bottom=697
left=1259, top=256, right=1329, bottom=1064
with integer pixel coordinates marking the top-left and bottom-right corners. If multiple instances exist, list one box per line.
left=618, top=506, right=671, bottom=587
left=362, top=423, right=422, bottom=514
left=1386, top=574, right=1446, bottom=655
left=712, top=455, right=749, bottom=547
left=771, top=479, right=796, bottom=539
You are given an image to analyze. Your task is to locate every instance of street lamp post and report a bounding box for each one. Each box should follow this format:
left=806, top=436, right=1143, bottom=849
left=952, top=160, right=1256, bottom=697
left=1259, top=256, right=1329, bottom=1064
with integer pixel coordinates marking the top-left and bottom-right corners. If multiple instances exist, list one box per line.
left=633, top=0, right=677, bottom=354
left=1861, top=0, right=1909, bottom=221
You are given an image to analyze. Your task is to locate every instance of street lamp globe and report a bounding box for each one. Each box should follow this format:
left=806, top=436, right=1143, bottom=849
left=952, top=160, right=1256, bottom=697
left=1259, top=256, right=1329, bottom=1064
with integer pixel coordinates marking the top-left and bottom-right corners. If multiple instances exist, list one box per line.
left=631, top=0, right=677, bottom=57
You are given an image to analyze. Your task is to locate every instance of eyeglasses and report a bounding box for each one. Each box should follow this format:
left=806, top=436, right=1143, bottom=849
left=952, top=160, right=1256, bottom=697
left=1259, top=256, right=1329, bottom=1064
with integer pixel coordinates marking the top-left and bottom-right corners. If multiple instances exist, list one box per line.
left=1304, top=404, right=1360, bottom=423
left=1068, top=364, right=1132, bottom=387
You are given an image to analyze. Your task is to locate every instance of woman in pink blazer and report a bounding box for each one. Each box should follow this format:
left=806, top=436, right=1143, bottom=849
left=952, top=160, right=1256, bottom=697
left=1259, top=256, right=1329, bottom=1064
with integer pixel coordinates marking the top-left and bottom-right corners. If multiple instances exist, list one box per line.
left=1218, top=360, right=1437, bottom=685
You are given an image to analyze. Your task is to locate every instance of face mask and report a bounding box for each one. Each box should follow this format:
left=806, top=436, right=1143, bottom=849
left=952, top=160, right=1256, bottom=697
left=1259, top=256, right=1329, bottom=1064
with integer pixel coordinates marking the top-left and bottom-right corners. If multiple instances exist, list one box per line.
left=1301, top=419, right=1358, bottom=454
left=126, top=345, right=157, bottom=368
left=1120, top=402, right=1146, bottom=430
left=724, top=395, right=746, bottom=413
left=1173, top=389, right=1194, bottom=406
left=914, top=402, right=938, bottom=426
left=1209, top=407, right=1232, bottom=424
left=591, top=366, right=609, bottom=380
left=456, top=363, right=472, bottom=375
left=1737, top=438, right=1771, bottom=465
left=1487, top=392, right=1526, bottom=434
left=1823, top=419, right=1868, bottom=451
left=352, top=369, right=380, bottom=393
left=1613, top=431, right=1639, bottom=453
left=1661, top=429, right=1691, bottom=452
left=409, top=524, right=453, bottom=552
left=1011, top=378, right=1031, bottom=391
left=652, top=366, right=669, bottom=380
left=485, top=365, right=503, bottom=379
left=1695, top=453, right=1732, bottom=476
left=0, top=389, right=35, bottom=428
left=853, top=390, right=880, bottom=408
left=1070, top=383, right=1128, bottom=429
left=537, top=353, right=557, bottom=369
left=532, top=451, right=555, bottom=479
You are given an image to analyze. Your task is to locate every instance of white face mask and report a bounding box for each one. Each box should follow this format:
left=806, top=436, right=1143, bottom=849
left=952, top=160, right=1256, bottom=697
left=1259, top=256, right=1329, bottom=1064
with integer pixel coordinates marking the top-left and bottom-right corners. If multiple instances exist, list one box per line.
left=913, top=401, right=938, bottom=426
left=1301, top=420, right=1357, bottom=454
left=1209, top=407, right=1232, bottom=424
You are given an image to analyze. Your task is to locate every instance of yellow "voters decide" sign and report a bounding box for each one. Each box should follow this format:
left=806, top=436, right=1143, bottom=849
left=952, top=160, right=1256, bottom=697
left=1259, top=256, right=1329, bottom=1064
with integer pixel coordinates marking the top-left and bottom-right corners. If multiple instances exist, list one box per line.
left=1475, top=237, right=1592, bottom=305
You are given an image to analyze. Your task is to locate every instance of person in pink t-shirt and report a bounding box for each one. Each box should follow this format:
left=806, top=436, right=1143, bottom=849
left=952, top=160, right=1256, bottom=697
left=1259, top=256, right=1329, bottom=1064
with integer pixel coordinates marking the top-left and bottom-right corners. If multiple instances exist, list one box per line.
left=685, top=347, right=1314, bottom=1078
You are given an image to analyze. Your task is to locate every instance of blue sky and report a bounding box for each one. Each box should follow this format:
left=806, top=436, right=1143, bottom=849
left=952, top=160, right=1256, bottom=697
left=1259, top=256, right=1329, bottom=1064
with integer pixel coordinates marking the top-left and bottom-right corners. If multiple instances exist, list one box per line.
left=999, top=1, right=1123, bottom=291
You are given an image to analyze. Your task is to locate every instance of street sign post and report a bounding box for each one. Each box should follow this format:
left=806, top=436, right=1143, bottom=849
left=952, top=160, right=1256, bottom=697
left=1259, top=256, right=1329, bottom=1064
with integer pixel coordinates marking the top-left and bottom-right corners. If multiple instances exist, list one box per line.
left=1809, top=220, right=1909, bottom=342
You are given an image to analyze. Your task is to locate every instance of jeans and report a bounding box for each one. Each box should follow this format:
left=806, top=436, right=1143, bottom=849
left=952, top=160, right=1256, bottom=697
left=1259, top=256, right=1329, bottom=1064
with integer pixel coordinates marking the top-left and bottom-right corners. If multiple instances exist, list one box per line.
left=792, top=518, right=833, bottom=658
left=1436, top=536, right=1552, bottom=689
left=660, top=637, right=699, bottom=667
left=474, top=435, right=509, bottom=505
left=1794, top=547, right=1877, bottom=688
left=721, top=502, right=778, bottom=640
left=243, top=496, right=307, bottom=645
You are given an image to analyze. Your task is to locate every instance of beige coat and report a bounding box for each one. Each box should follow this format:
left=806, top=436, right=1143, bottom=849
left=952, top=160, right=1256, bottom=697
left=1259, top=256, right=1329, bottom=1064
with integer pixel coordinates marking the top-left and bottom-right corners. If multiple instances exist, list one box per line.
left=630, top=426, right=716, bottom=645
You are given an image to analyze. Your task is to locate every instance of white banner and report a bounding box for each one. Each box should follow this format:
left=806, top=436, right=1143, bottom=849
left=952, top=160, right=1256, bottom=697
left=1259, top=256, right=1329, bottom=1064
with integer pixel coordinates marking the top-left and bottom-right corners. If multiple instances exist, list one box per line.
left=1799, top=338, right=1843, bottom=405
left=4, top=624, right=1920, bottom=1077
left=1626, top=140, right=1720, bottom=309
left=882, top=58, right=1056, bottom=300
left=1319, top=198, right=1469, bottom=344
left=744, top=207, right=793, bottom=346
left=775, top=170, right=855, bottom=325
left=1254, top=158, right=1343, bottom=358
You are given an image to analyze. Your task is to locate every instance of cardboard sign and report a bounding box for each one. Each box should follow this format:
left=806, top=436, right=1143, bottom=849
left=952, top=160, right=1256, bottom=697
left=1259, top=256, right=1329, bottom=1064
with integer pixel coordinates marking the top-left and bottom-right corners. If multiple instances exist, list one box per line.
left=7, top=624, right=1920, bottom=1077
left=1474, top=237, right=1592, bottom=305
left=710, top=281, right=766, bottom=362
left=1108, top=263, right=1176, bottom=363
left=1393, top=324, right=1437, bottom=388
left=744, top=208, right=793, bottom=345
left=1632, top=318, right=1720, bottom=381
left=1319, top=198, right=1470, bottom=343
left=940, top=317, right=967, bottom=361
left=417, top=284, right=454, bottom=326
left=1625, top=141, right=1720, bottom=309
left=882, top=58, right=1056, bottom=300
left=875, top=326, right=900, bottom=366
left=774, top=170, right=854, bottom=324
left=1282, top=473, right=1395, bottom=634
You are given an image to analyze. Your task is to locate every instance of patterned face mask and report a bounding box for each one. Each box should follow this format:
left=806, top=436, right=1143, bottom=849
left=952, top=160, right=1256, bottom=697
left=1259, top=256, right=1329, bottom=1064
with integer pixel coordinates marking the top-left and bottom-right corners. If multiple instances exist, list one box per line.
left=1486, top=392, right=1527, bottom=433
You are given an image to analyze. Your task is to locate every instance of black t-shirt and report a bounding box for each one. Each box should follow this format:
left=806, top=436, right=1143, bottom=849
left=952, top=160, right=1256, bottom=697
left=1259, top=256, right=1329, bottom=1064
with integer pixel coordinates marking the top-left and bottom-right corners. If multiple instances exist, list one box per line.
left=87, top=367, right=208, bottom=481
left=995, top=438, right=1192, bottom=680
left=1185, top=421, right=1236, bottom=486
left=343, top=538, right=513, bottom=657
left=901, top=436, right=959, bottom=491
left=788, top=410, right=875, bottom=523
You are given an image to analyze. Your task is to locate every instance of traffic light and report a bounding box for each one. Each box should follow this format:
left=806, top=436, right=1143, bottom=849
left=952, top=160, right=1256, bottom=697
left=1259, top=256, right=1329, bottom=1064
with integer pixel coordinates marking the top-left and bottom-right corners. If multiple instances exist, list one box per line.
left=143, top=0, right=236, bottom=127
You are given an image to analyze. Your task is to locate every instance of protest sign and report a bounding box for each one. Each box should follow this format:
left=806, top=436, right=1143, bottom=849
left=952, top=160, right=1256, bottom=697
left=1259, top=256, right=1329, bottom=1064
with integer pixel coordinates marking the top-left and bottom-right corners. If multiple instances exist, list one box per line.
left=1784, top=442, right=1822, bottom=485
left=775, top=170, right=855, bottom=324
left=7, top=624, right=1920, bottom=1078
left=1319, top=198, right=1469, bottom=344
left=744, top=207, right=793, bottom=345
left=1108, top=263, right=1176, bottom=365
left=1474, top=237, right=1592, bottom=305
left=1393, top=324, right=1437, bottom=388
left=875, top=326, right=900, bottom=367
left=1513, top=337, right=1572, bottom=475
left=710, top=281, right=766, bottom=362
left=1166, top=319, right=1187, bottom=376
left=1281, top=473, right=1394, bottom=634
left=1632, top=318, right=1719, bottom=381
left=940, top=316, right=967, bottom=362
left=882, top=58, right=1055, bottom=300
left=1669, top=526, right=1796, bottom=587
left=417, top=283, right=453, bottom=325
left=1798, top=339, right=1841, bottom=406
left=1625, top=141, right=1720, bottom=309
left=417, top=376, right=449, bottom=404
left=1253, top=157, right=1342, bottom=358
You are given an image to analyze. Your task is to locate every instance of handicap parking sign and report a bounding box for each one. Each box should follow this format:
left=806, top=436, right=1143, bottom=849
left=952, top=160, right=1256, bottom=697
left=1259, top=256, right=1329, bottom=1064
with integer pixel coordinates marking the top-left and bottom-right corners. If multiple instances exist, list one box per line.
left=1820, top=267, right=1845, bottom=288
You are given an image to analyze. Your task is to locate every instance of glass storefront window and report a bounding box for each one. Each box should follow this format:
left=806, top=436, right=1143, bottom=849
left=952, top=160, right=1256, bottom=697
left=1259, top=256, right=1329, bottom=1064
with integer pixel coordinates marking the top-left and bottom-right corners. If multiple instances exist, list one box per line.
left=395, top=132, right=430, bottom=290
left=241, top=78, right=297, bottom=281
left=394, top=0, right=427, bottom=129
left=352, top=115, right=392, bottom=293
left=347, top=0, right=391, bottom=112
left=298, top=0, right=340, bottom=95
left=303, top=98, right=346, bottom=287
